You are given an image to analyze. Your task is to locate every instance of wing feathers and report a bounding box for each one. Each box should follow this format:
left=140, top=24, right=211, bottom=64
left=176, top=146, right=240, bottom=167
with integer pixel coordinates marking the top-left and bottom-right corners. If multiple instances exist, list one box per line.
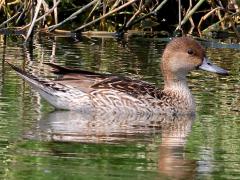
left=8, top=62, right=163, bottom=99
left=44, top=62, right=105, bottom=76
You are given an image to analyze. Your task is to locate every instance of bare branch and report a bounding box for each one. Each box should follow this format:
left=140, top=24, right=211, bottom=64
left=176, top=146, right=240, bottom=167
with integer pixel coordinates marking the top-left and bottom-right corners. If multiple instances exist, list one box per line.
left=74, top=0, right=138, bottom=32
left=48, top=0, right=99, bottom=32
left=176, top=0, right=205, bottom=30
left=25, top=0, right=43, bottom=41
left=21, top=0, right=60, bottom=30
left=0, top=12, right=21, bottom=28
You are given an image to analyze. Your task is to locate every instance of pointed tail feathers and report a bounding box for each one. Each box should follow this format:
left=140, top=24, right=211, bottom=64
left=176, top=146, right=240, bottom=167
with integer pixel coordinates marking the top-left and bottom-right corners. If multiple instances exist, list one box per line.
left=6, top=62, right=53, bottom=92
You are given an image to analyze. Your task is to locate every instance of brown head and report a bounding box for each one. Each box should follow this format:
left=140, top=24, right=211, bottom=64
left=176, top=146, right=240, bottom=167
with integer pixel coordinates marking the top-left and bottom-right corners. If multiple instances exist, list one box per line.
left=161, top=37, right=228, bottom=87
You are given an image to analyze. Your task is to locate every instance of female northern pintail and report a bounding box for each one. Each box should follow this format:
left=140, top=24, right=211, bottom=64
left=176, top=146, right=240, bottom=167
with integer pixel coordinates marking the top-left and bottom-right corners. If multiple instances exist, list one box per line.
left=8, top=37, right=228, bottom=115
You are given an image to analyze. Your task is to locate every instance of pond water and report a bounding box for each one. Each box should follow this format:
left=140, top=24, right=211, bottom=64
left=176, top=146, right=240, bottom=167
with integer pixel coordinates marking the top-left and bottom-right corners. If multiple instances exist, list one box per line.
left=0, top=34, right=239, bottom=179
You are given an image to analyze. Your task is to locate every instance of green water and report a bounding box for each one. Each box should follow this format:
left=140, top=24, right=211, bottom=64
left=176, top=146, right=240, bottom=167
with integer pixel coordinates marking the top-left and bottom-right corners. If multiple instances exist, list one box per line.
left=0, top=35, right=239, bottom=179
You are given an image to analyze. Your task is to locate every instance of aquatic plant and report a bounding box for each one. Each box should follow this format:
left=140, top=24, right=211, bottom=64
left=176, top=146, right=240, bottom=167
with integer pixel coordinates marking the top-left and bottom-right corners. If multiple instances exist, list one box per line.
left=0, top=0, right=239, bottom=41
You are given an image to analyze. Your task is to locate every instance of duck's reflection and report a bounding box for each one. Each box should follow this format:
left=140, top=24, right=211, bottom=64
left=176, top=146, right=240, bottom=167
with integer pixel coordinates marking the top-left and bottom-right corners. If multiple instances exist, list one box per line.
left=26, top=111, right=196, bottom=179
left=157, top=115, right=196, bottom=179
left=28, top=111, right=194, bottom=142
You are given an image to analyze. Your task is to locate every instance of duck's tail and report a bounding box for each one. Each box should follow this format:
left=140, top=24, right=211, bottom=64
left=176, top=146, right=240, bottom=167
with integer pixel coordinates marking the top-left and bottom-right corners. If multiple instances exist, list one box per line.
left=7, top=62, right=88, bottom=110
left=6, top=62, right=73, bottom=99
left=6, top=62, right=54, bottom=92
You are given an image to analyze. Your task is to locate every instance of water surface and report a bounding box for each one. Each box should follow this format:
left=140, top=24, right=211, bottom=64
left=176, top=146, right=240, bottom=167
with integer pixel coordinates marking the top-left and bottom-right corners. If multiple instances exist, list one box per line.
left=0, top=35, right=239, bottom=179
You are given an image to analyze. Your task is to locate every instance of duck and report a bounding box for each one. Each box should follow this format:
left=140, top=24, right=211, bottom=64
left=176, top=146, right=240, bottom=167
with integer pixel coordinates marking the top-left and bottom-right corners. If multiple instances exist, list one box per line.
left=7, top=37, right=228, bottom=115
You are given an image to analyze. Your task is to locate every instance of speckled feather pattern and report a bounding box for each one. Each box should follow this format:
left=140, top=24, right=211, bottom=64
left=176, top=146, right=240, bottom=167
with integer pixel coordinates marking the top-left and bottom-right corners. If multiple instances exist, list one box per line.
left=8, top=62, right=194, bottom=115
left=90, top=76, right=195, bottom=114
left=8, top=37, right=227, bottom=115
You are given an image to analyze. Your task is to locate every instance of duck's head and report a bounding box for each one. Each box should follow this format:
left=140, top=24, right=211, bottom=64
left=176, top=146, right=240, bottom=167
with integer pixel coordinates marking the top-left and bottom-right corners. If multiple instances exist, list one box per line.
left=161, top=37, right=228, bottom=84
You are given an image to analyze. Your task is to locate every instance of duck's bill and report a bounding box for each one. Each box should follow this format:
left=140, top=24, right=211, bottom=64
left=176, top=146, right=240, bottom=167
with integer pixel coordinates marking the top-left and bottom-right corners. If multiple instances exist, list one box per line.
left=199, top=57, right=229, bottom=75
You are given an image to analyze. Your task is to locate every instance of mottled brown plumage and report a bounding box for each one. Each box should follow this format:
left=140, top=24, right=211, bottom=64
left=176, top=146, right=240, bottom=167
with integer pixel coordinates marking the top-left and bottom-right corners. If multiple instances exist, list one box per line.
left=7, top=37, right=228, bottom=115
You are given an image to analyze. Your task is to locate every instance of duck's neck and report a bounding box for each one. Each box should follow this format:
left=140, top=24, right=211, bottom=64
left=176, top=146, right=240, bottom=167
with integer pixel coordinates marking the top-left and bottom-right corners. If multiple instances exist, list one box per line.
left=163, top=73, right=188, bottom=90
left=163, top=73, right=195, bottom=111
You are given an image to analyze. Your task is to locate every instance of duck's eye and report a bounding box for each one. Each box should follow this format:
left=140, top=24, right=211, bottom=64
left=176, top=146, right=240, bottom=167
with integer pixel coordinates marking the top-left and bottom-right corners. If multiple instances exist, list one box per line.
left=187, top=48, right=194, bottom=55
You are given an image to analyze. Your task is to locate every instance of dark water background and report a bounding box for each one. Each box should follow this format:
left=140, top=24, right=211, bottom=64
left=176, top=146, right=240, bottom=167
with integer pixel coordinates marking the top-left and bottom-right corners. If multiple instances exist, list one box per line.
left=0, top=35, right=239, bottom=179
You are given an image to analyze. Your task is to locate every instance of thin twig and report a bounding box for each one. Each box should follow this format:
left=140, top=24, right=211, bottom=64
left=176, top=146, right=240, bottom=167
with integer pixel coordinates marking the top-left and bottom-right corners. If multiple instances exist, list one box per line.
left=231, top=0, right=239, bottom=13
left=153, top=0, right=168, bottom=13
left=186, top=0, right=195, bottom=34
left=176, top=0, right=205, bottom=29
left=25, top=0, right=43, bottom=41
left=216, top=8, right=224, bottom=29
left=122, top=0, right=168, bottom=32
left=74, top=0, right=138, bottom=32
left=6, top=0, right=19, bottom=5
left=0, top=2, right=24, bottom=28
left=83, top=0, right=101, bottom=24
left=17, top=0, right=33, bottom=25
left=201, top=12, right=239, bottom=35
left=48, top=0, right=99, bottom=32
left=21, top=0, right=60, bottom=30
left=0, top=0, right=5, bottom=10
left=42, top=0, right=49, bottom=12
left=228, top=15, right=240, bottom=39
left=16, top=0, right=29, bottom=25
left=53, top=0, right=58, bottom=24
left=110, top=0, right=121, bottom=10
left=0, top=11, right=21, bottom=28
left=197, top=7, right=222, bottom=36
left=178, top=0, right=182, bottom=31
left=125, top=0, right=144, bottom=28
